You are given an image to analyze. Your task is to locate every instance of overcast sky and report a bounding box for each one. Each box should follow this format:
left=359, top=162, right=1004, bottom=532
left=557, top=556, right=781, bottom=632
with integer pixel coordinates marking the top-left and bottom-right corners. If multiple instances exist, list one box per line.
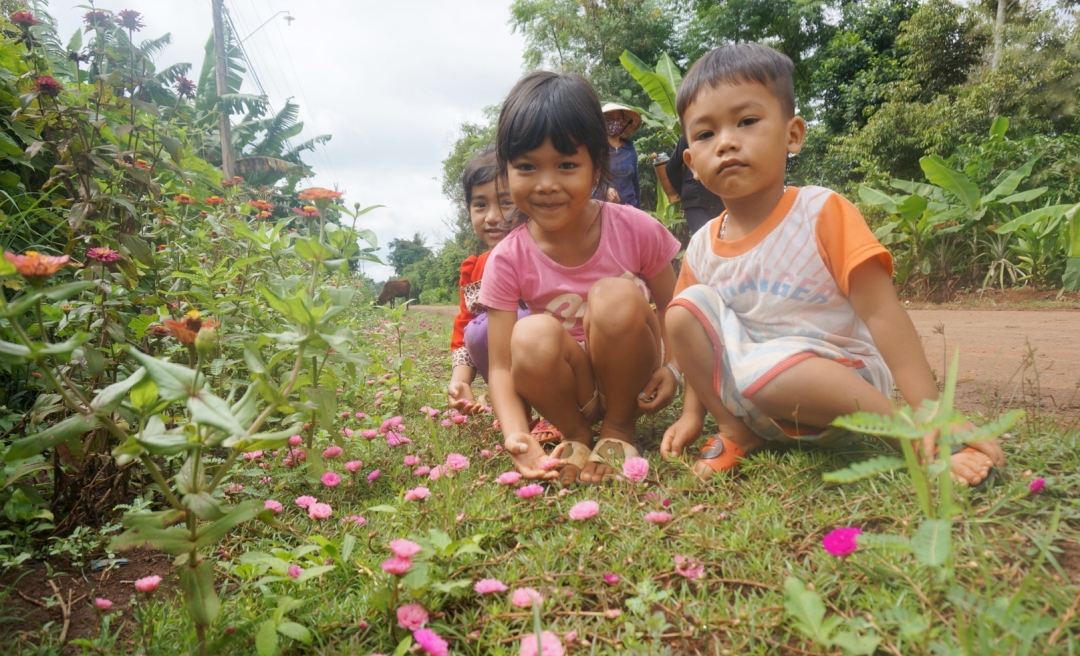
left=51, top=0, right=526, bottom=281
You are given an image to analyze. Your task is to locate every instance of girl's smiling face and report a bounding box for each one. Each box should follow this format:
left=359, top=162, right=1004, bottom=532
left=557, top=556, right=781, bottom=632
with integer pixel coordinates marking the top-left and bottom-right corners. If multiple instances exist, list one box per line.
left=469, top=180, right=515, bottom=248
left=507, top=139, right=599, bottom=237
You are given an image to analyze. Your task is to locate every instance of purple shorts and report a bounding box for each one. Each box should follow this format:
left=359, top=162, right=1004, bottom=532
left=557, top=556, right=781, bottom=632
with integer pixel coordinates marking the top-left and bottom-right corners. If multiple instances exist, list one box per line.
left=464, top=307, right=530, bottom=382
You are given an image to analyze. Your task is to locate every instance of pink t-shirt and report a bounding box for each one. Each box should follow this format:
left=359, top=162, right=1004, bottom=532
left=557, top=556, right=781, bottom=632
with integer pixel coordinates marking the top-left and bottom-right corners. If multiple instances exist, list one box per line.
left=479, top=202, right=681, bottom=341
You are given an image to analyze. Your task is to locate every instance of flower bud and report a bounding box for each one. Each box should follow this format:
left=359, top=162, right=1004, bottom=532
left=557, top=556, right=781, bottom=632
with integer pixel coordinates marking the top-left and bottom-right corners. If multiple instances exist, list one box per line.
left=195, top=319, right=219, bottom=358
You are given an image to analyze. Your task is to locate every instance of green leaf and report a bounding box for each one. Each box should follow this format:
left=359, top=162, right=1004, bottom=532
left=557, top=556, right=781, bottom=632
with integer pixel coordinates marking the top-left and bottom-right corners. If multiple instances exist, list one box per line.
left=91, top=368, right=147, bottom=414
left=391, top=637, right=413, bottom=656
left=911, top=518, right=952, bottom=568
left=295, top=565, right=334, bottom=582
left=983, top=155, right=1041, bottom=203
left=43, top=281, right=97, bottom=302
left=919, top=155, right=980, bottom=211
left=0, top=339, right=31, bottom=364
left=831, top=411, right=924, bottom=441
left=857, top=186, right=899, bottom=213
left=110, top=524, right=193, bottom=555
left=341, top=534, right=356, bottom=563
left=129, top=376, right=158, bottom=411
left=367, top=504, right=398, bottom=513
left=128, top=349, right=199, bottom=401
left=994, top=204, right=1073, bottom=234
left=183, top=492, right=225, bottom=521
left=179, top=560, right=221, bottom=627
left=654, top=52, right=683, bottom=97
left=188, top=390, right=247, bottom=437
left=256, top=620, right=278, bottom=656
left=784, top=577, right=831, bottom=644
left=952, top=410, right=1025, bottom=444
left=276, top=622, right=312, bottom=644
left=619, top=50, right=676, bottom=117
left=822, top=455, right=906, bottom=484
left=996, top=187, right=1047, bottom=205
left=432, top=579, right=473, bottom=594
left=856, top=532, right=912, bottom=550
left=37, top=333, right=92, bottom=360
left=294, top=238, right=333, bottom=264
left=989, top=116, right=1009, bottom=139
left=428, top=528, right=452, bottom=553
left=1064, top=258, right=1080, bottom=291
left=831, top=630, right=881, bottom=655
left=194, top=500, right=268, bottom=549
left=5, top=415, right=97, bottom=460
left=0, top=256, right=16, bottom=277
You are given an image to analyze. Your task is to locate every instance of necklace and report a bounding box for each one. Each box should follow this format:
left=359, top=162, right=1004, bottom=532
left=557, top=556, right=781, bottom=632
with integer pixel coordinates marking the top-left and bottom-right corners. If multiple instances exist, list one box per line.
left=719, top=185, right=787, bottom=241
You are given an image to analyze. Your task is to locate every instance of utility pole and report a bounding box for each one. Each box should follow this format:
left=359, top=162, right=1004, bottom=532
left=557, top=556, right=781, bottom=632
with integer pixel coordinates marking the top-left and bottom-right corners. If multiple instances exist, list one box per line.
left=212, top=0, right=235, bottom=178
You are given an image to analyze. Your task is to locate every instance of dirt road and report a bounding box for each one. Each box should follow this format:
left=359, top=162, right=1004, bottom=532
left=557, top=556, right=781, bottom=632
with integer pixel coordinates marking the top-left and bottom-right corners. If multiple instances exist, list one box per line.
left=414, top=305, right=1080, bottom=415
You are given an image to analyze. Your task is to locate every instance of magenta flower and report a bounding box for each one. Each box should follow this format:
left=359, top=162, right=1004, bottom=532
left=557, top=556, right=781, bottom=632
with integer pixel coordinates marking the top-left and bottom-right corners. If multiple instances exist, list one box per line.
left=568, top=500, right=599, bottom=520
left=345, top=514, right=366, bottom=526
left=287, top=564, right=303, bottom=579
left=645, top=511, right=672, bottom=525
left=603, top=573, right=620, bottom=585
left=295, top=495, right=317, bottom=509
left=446, top=453, right=470, bottom=471
left=321, top=472, right=342, bottom=487
left=135, top=575, right=162, bottom=593
left=396, top=603, right=429, bottom=630
left=288, top=435, right=302, bottom=446
left=86, top=246, right=121, bottom=262
left=481, top=449, right=493, bottom=458
left=341, top=411, right=352, bottom=418
left=345, top=460, right=363, bottom=472
left=414, top=466, right=431, bottom=476
left=243, top=450, right=263, bottom=460
left=404, top=486, right=431, bottom=501
left=452, top=415, right=467, bottom=425
left=440, top=419, right=452, bottom=428
left=389, top=539, right=422, bottom=559
left=516, top=484, right=544, bottom=499
left=822, top=527, right=862, bottom=557
left=264, top=500, right=283, bottom=514
left=360, top=429, right=378, bottom=439
left=518, top=630, right=565, bottom=656
left=496, top=471, right=522, bottom=485
left=342, top=428, right=354, bottom=438
left=673, top=555, right=704, bottom=580
left=94, top=597, right=113, bottom=610
left=1029, top=477, right=1046, bottom=494
left=474, top=578, right=508, bottom=594
left=413, top=628, right=449, bottom=656
left=308, top=502, right=333, bottom=520
left=322, top=446, right=343, bottom=459
left=510, top=587, right=543, bottom=608
left=381, top=557, right=413, bottom=575
left=367, top=469, right=381, bottom=482
left=622, top=456, right=649, bottom=482
left=404, top=455, right=420, bottom=466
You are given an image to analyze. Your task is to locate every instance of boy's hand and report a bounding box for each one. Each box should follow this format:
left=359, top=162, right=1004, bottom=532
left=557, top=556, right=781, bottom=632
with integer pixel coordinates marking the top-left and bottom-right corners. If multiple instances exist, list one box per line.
left=505, top=432, right=560, bottom=480
left=447, top=382, right=485, bottom=415
left=637, top=366, right=678, bottom=413
left=661, top=412, right=704, bottom=459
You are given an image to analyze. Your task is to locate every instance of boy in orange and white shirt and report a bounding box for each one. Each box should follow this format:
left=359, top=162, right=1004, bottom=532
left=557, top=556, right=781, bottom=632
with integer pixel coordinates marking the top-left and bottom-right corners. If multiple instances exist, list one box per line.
left=659, top=43, right=1004, bottom=486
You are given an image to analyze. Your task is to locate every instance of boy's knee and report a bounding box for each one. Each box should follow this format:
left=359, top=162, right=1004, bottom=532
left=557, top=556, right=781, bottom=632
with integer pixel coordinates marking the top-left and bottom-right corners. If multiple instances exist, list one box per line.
left=665, top=304, right=696, bottom=338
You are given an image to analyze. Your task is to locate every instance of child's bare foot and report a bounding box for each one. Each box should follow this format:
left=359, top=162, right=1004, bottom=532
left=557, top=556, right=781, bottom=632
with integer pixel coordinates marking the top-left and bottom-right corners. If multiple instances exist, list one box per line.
left=922, top=430, right=1004, bottom=486
left=504, top=432, right=560, bottom=481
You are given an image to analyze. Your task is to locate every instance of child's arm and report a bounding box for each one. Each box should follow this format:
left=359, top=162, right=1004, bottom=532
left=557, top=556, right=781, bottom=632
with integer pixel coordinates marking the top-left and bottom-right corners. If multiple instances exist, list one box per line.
left=447, top=365, right=483, bottom=414
left=637, top=263, right=680, bottom=413
left=848, top=259, right=1004, bottom=465
left=487, top=308, right=559, bottom=480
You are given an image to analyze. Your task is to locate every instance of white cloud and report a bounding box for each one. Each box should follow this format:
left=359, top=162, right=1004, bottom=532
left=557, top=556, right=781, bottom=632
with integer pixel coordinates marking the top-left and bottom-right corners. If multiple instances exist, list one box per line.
left=51, top=0, right=524, bottom=281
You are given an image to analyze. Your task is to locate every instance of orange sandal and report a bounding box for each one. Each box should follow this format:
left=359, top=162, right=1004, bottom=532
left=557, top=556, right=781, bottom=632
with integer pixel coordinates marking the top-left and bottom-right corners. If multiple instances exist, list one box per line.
left=695, top=435, right=746, bottom=474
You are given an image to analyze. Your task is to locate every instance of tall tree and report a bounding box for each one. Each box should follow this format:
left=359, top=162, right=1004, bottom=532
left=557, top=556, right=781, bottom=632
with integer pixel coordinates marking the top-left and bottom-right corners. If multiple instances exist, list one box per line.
left=388, top=233, right=433, bottom=277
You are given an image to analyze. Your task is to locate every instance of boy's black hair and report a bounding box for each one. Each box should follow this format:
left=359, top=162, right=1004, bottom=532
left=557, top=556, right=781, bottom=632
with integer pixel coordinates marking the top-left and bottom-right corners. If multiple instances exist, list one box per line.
left=496, top=71, right=609, bottom=189
left=676, top=43, right=796, bottom=121
left=462, top=145, right=498, bottom=207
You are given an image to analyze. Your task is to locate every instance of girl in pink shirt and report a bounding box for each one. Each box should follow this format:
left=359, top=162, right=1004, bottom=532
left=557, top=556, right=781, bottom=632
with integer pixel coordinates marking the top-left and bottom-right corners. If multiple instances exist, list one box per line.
left=480, top=71, right=681, bottom=485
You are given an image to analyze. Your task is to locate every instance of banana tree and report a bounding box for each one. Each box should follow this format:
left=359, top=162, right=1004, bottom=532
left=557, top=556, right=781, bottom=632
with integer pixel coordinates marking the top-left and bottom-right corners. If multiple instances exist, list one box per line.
left=618, top=50, right=682, bottom=148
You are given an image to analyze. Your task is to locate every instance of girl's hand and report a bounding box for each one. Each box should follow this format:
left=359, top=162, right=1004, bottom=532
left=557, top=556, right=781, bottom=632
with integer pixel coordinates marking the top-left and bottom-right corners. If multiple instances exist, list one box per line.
left=505, top=431, right=560, bottom=480
left=636, top=365, right=678, bottom=413
left=661, top=412, right=704, bottom=459
left=447, top=382, right=484, bottom=415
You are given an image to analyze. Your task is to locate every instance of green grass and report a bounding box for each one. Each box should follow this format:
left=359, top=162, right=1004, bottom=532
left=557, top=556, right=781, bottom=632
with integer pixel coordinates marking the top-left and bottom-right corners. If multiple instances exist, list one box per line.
left=9, top=309, right=1080, bottom=655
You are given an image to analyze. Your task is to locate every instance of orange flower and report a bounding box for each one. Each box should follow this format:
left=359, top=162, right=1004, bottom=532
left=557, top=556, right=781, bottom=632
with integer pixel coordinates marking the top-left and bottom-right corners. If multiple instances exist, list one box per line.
left=133, top=159, right=151, bottom=170
left=298, top=188, right=343, bottom=203
left=163, top=310, right=203, bottom=345
left=256, top=211, right=271, bottom=219
left=204, top=196, right=225, bottom=205
left=173, top=194, right=195, bottom=205
left=294, top=205, right=319, bottom=218
left=248, top=200, right=274, bottom=212
left=4, top=251, right=71, bottom=287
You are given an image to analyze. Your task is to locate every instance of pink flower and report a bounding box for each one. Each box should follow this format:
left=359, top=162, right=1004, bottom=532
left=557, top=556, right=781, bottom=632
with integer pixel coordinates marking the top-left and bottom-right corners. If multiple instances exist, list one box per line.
left=496, top=471, right=522, bottom=485
left=389, top=539, right=422, bottom=559
left=322, top=446, right=343, bottom=459
left=511, top=587, right=544, bottom=608
left=367, top=470, right=381, bottom=482
left=413, top=628, right=449, bottom=656
left=345, top=515, right=366, bottom=526
left=345, top=460, right=363, bottom=472
left=1029, top=477, right=1046, bottom=494
left=264, top=500, right=283, bottom=514
left=604, top=573, right=620, bottom=585
left=322, top=472, right=342, bottom=487
left=341, top=411, right=352, bottom=418
left=568, top=500, right=599, bottom=520
left=540, top=458, right=560, bottom=470
left=243, top=450, right=263, bottom=460
left=94, top=597, right=113, bottom=610
left=404, top=455, right=420, bottom=466
left=386, top=431, right=412, bottom=446
left=622, top=457, right=649, bottom=482
left=308, top=502, right=333, bottom=520
left=396, top=603, right=429, bottom=630
left=355, top=412, right=365, bottom=419
left=518, top=630, right=565, bottom=656
left=295, top=495, right=317, bottom=509
left=440, top=419, right=452, bottom=428
left=474, top=578, right=508, bottom=594
left=342, top=428, right=354, bottom=438
left=404, top=486, right=431, bottom=501
left=360, top=429, right=378, bottom=439
left=446, top=453, right=470, bottom=470
left=481, top=449, right=493, bottom=458
left=135, top=575, right=162, bottom=593
left=287, top=564, right=303, bottom=579
left=516, top=484, right=544, bottom=499
left=414, top=466, right=431, bottom=476
left=223, top=483, right=243, bottom=494
left=673, top=554, right=704, bottom=580
left=495, top=445, right=504, bottom=452
left=428, top=465, right=447, bottom=480
left=604, top=608, right=622, bottom=619
left=381, top=557, right=413, bottom=575
left=822, top=527, right=862, bottom=557
left=645, top=511, right=672, bottom=525
left=452, top=415, right=467, bottom=425
left=288, top=435, right=302, bottom=446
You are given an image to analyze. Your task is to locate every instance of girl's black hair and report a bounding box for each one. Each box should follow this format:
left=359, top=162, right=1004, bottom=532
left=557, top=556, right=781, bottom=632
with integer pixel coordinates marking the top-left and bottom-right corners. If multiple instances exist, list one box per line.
left=496, top=71, right=610, bottom=190
left=462, top=145, right=497, bottom=207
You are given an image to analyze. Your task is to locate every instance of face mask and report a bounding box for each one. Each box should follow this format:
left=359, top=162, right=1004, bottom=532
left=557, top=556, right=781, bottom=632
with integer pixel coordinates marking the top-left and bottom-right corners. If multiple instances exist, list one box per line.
left=607, top=118, right=628, bottom=138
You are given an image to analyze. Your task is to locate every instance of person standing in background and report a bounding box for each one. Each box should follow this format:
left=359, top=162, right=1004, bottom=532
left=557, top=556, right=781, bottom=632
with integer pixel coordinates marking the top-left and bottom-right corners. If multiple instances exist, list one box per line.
left=601, top=103, right=642, bottom=208
left=666, top=134, right=726, bottom=235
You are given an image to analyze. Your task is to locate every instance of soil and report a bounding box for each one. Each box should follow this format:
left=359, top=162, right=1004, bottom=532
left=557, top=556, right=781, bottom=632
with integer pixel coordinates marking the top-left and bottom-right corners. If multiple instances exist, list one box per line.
left=1, top=549, right=173, bottom=650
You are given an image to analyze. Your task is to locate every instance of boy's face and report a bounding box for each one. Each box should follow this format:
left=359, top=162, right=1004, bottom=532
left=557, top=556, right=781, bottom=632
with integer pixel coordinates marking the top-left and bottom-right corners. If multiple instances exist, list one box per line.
left=682, top=81, right=805, bottom=202
left=469, top=179, right=516, bottom=248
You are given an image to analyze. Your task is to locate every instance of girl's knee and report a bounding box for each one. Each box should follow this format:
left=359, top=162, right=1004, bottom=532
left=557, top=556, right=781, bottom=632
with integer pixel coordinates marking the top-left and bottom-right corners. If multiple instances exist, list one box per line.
left=510, top=314, right=566, bottom=364
left=587, top=277, right=649, bottom=327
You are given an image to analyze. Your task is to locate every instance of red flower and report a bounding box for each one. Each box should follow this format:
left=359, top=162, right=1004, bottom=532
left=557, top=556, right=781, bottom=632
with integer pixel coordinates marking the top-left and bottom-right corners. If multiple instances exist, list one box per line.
left=116, top=9, right=144, bottom=31
left=204, top=196, right=225, bottom=205
left=294, top=205, right=319, bottom=218
left=150, top=324, right=170, bottom=337
left=163, top=310, right=203, bottom=345
left=248, top=200, right=274, bottom=211
left=4, top=251, right=70, bottom=287
left=133, top=159, right=151, bottom=170
left=83, top=11, right=110, bottom=28
left=173, top=193, right=195, bottom=205
left=174, top=76, right=195, bottom=99
left=11, top=11, right=41, bottom=27
left=86, top=247, right=121, bottom=263
left=34, top=76, right=62, bottom=96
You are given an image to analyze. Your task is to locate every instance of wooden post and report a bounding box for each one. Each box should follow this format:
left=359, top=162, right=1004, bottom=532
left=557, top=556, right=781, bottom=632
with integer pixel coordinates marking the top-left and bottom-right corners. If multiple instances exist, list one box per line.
left=212, top=0, right=235, bottom=179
